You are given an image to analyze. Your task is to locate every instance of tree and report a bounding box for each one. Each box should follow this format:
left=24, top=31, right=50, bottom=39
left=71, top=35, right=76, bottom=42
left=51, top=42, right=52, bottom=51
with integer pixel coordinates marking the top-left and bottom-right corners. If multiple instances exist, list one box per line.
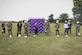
left=48, top=14, right=54, bottom=22
left=59, top=13, right=69, bottom=23
left=72, top=0, right=82, bottom=22
left=23, top=20, right=25, bottom=23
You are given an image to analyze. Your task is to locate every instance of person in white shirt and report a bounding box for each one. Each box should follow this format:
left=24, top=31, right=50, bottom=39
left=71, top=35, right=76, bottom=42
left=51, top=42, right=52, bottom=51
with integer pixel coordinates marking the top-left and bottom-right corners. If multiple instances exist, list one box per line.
left=64, top=20, right=69, bottom=37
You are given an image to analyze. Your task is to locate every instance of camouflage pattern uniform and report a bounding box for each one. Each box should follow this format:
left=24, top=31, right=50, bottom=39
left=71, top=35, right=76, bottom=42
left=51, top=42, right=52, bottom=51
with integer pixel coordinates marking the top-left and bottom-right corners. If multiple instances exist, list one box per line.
left=55, top=23, right=60, bottom=35
left=75, top=23, right=80, bottom=36
left=24, top=22, right=28, bottom=36
left=7, top=22, right=12, bottom=36
left=44, top=21, right=50, bottom=35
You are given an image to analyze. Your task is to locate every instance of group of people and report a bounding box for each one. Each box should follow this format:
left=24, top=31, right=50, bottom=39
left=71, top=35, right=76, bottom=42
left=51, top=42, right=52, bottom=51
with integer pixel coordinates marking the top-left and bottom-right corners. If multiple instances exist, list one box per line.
left=1, top=20, right=81, bottom=38
left=54, top=20, right=80, bottom=37
left=1, top=21, right=29, bottom=38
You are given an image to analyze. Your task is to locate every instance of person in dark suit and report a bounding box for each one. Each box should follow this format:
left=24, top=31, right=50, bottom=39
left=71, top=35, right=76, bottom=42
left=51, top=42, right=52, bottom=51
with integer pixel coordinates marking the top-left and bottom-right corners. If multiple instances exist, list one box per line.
left=17, top=21, right=22, bottom=37
left=2, top=22, right=6, bottom=35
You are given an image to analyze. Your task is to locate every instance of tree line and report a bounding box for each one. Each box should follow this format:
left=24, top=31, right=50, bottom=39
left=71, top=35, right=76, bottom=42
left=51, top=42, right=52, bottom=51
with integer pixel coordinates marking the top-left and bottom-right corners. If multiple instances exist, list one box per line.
left=48, top=0, right=82, bottom=23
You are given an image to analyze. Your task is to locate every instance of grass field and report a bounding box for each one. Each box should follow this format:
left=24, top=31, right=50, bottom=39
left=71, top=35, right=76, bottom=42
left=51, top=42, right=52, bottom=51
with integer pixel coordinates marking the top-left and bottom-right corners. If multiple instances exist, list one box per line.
left=0, top=23, right=82, bottom=55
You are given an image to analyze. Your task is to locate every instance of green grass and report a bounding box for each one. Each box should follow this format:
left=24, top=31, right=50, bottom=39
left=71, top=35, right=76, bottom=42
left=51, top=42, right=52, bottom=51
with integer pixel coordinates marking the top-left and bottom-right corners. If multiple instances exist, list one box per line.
left=0, top=23, right=82, bottom=55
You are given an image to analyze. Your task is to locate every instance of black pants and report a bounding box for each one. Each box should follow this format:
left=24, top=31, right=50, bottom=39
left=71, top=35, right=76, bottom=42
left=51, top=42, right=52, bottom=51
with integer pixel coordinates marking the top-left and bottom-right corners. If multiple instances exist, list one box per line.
left=68, top=27, right=71, bottom=34
left=56, top=30, right=60, bottom=35
left=17, top=28, right=21, bottom=36
left=64, top=28, right=68, bottom=35
left=35, top=29, right=38, bottom=35
left=2, top=28, right=5, bottom=33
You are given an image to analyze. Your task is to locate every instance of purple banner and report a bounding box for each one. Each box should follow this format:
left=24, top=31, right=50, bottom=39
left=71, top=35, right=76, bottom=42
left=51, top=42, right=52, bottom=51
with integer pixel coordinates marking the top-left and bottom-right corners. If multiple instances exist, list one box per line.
left=29, top=18, right=45, bottom=33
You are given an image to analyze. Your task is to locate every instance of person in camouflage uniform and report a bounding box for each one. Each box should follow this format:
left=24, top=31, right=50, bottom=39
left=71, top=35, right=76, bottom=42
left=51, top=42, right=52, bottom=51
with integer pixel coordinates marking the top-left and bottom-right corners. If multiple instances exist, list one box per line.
left=7, top=22, right=12, bottom=37
left=24, top=21, right=29, bottom=38
left=75, top=21, right=80, bottom=36
left=55, top=20, right=60, bottom=37
left=44, top=20, right=50, bottom=35
left=48, top=21, right=50, bottom=33
left=17, top=21, right=22, bottom=37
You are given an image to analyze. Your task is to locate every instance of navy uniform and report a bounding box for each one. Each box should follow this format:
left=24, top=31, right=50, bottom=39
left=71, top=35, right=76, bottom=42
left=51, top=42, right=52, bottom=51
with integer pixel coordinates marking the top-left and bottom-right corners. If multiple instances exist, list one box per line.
left=24, top=22, right=28, bottom=38
left=68, top=20, right=72, bottom=34
left=17, top=21, right=22, bottom=37
left=75, top=21, right=80, bottom=36
left=7, top=22, right=12, bottom=37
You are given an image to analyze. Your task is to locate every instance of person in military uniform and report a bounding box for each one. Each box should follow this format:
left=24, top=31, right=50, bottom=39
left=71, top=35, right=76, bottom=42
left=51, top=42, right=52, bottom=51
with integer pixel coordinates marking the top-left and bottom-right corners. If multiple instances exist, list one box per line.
left=24, top=21, right=29, bottom=38
left=44, top=20, right=50, bottom=35
left=17, top=21, right=22, bottom=37
left=2, top=22, right=6, bottom=35
left=48, top=21, right=50, bottom=33
left=75, top=21, right=80, bottom=36
left=55, top=20, right=60, bottom=37
left=7, top=22, right=12, bottom=37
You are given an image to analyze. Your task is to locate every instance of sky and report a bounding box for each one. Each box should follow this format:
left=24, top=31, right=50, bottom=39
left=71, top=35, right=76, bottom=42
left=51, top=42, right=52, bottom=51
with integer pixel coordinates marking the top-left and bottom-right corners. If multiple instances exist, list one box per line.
left=0, top=0, right=73, bottom=21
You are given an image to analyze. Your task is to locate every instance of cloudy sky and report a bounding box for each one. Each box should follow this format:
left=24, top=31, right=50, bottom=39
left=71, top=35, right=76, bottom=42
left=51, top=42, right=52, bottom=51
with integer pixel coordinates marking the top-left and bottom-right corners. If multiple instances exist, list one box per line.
left=0, top=0, right=73, bottom=21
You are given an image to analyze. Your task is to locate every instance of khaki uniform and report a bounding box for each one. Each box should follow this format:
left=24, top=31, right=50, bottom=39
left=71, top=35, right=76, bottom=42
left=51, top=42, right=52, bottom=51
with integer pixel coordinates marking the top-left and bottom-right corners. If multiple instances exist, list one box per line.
left=55, top=23, right=60, bottom=35
left=7, top=22, right=12, bottom=35
left=44, top=22, right=50, bottom=35
left=24, top=23, right=28, bottom=36
left=76, top=23, right=80, bottom=35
